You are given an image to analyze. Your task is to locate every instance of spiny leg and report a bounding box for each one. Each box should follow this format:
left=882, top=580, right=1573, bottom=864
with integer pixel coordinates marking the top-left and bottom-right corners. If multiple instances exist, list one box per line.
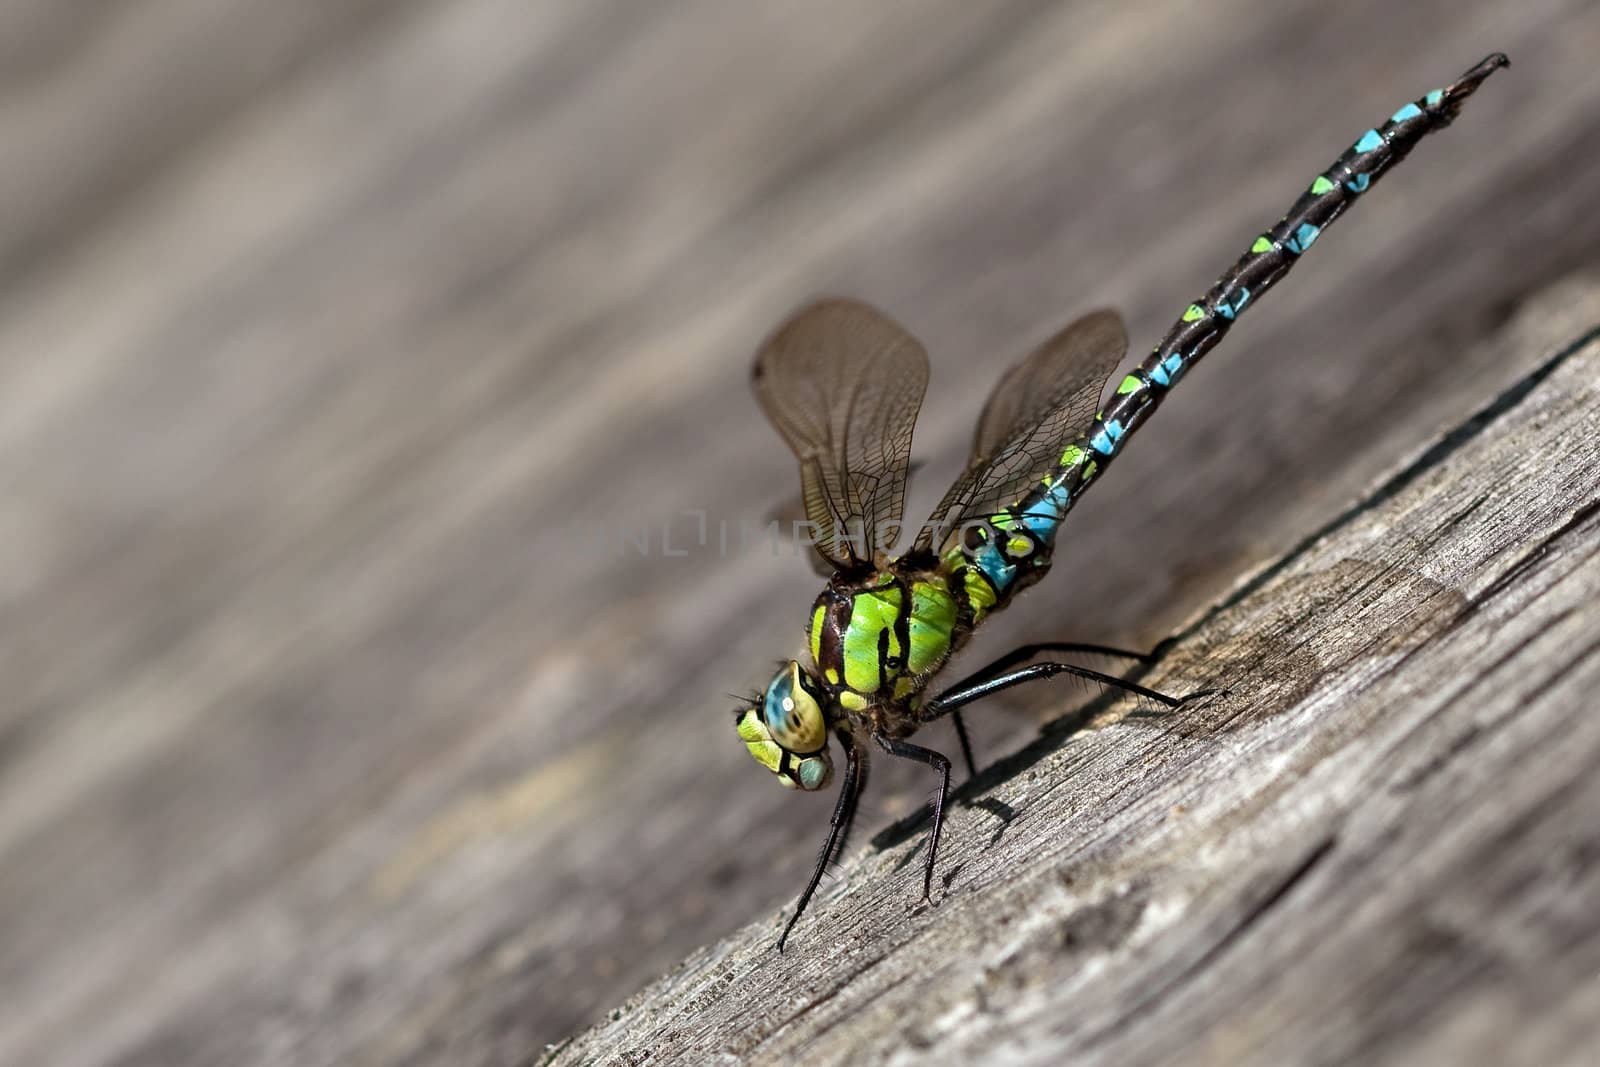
left=981, top=640, right=1155, bottom=668
left=821, top=733, right=870, bottom=869
left=874, top=734, right=952, bottom=901
left=951, top=711, right=978, bottom=780
left=945, top=641, right=1155, bottom=699
left=778, top=730, right=863, bottom=953
left=926, top=659, right=1218, bottom=717
left=946, top=642, right=1154, bottom=779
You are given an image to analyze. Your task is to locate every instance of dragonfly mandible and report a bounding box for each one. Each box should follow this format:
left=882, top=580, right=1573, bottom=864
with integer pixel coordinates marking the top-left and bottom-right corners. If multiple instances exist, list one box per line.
left=732, top=53, right=1509, bottom=951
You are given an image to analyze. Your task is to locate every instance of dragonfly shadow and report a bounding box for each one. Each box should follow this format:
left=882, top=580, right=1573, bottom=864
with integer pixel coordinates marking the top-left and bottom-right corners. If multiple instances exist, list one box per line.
left=870, top=681, right=1163, bottom=853
left=884, top=837, right=926, bottom=878
left=972, top=797, right=1018, bottom=847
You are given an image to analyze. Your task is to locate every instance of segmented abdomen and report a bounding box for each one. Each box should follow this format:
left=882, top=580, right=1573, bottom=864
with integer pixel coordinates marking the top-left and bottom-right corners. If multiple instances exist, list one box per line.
left=947, top=54, right=1507, bottom=617
left=1095, top=55, right=1506, bottom=459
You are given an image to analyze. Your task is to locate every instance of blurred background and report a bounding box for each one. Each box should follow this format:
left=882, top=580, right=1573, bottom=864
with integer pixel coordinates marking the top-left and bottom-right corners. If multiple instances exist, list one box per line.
left=2, top=2, right=1597, bottom=1065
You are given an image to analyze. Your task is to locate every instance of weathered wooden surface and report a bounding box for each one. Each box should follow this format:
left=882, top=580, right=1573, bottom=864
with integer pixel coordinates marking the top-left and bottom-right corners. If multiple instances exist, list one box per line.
left=555, top=294, right=1600, bottom=1066
left=3, top=3, right=1600, bottom=1065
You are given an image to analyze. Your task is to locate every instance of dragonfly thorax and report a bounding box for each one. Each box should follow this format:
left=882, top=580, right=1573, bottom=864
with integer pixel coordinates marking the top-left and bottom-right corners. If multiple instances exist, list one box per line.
left=806, top=568, right=962, bottom=714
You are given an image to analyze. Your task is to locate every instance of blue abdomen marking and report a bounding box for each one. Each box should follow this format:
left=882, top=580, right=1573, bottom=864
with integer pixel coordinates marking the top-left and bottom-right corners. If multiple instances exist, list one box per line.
left=1216, top=287, right=1251, bottom=320
left=1149, top=351, right=1185, bottom=387
left=1285, top=222, right=1321, bottom=254
left=971, top=537, right=1016, bottom=592
left=1354, top=128, right=1384, bottom=153
left=1018, top=480, right=1071, bottom=539
left=1089, top=418, right=1126, bottom=456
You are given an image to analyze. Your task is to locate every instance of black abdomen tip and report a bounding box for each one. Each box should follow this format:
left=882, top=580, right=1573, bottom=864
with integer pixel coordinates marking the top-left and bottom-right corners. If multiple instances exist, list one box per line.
left=1442, top=53, right=1510, bottom=110
left=1462, top=53, right=1510, bottom=84
left=1474, top=52, right=1512, bottom=77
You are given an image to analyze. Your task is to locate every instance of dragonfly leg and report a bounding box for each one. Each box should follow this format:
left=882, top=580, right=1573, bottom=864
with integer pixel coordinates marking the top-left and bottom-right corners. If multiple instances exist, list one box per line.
left=778, top=730, right=864, bottom=953
left=874, top=733, right=951, bottom=902
left=942, top=641, right=1155, bottom=699
left=939, top=643, right=1155, bottom=778
left=950, top=711, right=978, bottom=780
left=989, top=640, right=1156, bottom=666
left=925, top=659, right=1218, bottom=717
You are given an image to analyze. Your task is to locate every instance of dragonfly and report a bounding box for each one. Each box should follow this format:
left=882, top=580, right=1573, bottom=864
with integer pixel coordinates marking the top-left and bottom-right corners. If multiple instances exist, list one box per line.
left=733, top=53, right=1508, bottom=951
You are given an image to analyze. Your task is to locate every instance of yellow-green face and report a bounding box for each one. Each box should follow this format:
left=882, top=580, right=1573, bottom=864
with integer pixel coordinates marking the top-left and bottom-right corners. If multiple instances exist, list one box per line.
left=733, top=660, right=833, bottom=790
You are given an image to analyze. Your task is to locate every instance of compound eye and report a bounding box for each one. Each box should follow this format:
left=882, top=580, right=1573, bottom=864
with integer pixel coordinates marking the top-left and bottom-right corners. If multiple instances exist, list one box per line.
left=762, top=662, right=828, bottom=754
left=734, top=706, right=833, bottom=791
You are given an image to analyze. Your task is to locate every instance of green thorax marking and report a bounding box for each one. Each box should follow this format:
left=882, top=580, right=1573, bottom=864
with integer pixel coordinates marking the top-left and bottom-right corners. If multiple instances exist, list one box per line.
left=907, top=578, right=957, bottom=674
left=807, top=571, right=960, bottom=707
left=843, top=582, right=901, bottom=692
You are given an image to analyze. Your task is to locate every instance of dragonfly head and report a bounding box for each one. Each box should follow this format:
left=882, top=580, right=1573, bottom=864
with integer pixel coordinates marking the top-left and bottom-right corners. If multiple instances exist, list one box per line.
left=733, top=660, right=834, bottom=791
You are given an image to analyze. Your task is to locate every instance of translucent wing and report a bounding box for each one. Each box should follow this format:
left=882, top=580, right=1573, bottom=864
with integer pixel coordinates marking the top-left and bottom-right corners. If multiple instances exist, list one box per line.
left=762, top=460, right=929, bottom=578
left=752, top=299, right=930, bottom=570
left=918, top=309, right=1127, bottom=549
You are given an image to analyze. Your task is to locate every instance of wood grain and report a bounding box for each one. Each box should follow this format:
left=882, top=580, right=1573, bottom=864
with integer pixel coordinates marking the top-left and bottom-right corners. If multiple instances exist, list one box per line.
left=1, top=2, right=1597, bottom=1064
left=554, top=297, right=1600, bottom=1067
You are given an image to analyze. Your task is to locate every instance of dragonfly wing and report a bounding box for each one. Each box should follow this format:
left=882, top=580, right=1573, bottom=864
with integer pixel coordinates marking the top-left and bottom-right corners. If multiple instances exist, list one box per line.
left=763, top=460, right=929, bottom=577
left=752, top=299, right=930, bottom=570
left=919, top=309, right=1127, bottom=549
